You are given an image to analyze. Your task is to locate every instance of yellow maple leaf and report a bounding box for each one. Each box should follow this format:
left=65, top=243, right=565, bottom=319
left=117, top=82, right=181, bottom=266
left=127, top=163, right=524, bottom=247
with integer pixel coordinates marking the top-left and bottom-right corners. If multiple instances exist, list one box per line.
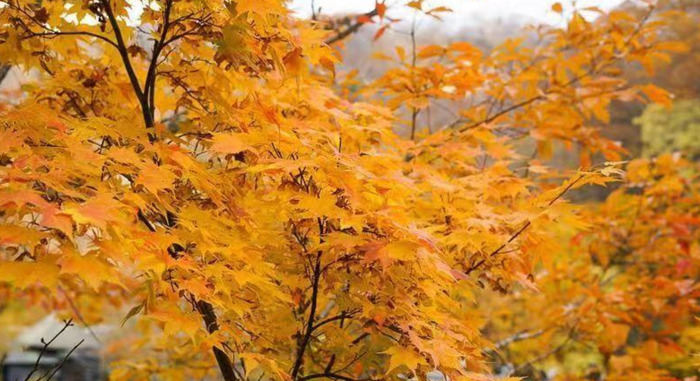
left=382, top=345, right=427, bottom=375
left=59, top=252, right=121, bottom=291
left=210, top=133, right=254, bottom=155
left=0, top=261, right=60, bottom=289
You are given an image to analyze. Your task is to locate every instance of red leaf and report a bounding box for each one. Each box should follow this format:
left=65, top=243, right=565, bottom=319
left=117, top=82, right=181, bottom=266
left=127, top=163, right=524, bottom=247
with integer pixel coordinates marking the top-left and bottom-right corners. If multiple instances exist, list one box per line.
left=375, top=1, right=387, bottom=19
left=357, top=14, right=373, bottom=24
left=374, top=25, right=388, bottom=41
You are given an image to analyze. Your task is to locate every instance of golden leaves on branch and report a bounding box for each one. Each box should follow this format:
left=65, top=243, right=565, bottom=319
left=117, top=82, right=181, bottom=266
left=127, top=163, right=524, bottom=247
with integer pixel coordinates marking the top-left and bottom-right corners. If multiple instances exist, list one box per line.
left=0, top=1, right=695, bottom=380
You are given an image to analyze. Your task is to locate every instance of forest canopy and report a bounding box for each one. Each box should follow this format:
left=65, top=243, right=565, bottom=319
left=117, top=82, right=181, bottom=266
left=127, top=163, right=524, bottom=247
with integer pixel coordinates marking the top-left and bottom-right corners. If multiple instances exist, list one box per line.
left=0, top=1, right=698, bottom=381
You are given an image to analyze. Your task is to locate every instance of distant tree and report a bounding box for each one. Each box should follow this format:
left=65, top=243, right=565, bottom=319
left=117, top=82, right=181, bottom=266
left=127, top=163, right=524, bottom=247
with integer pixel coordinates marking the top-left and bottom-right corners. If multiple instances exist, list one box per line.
left=635, top=100, right=700, bottom=159
left=0, top=1, right=691, bottom=381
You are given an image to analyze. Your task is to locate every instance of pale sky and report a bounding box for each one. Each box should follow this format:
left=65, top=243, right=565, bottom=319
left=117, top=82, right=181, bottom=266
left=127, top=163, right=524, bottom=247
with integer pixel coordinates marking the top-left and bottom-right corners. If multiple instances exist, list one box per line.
left=289, top=0, right=627, bottom=26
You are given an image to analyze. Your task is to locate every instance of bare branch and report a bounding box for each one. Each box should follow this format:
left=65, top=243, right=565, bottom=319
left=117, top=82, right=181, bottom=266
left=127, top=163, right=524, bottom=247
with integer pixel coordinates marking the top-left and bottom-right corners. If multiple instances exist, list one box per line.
left=324, top=8, right=379, bottom=46
left=23, top=318, right=84, bottom=381
left=40, top=339, right=85, bottom=381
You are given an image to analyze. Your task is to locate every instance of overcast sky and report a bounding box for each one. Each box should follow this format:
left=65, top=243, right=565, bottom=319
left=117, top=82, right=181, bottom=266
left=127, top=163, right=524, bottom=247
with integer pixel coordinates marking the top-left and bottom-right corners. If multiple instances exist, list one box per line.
left=289, top=0, right=627, bottom=26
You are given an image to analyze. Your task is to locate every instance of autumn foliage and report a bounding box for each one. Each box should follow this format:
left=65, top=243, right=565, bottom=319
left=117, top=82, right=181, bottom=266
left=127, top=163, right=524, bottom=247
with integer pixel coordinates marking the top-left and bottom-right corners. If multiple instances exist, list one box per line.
left=0, top=0, right=698, bottom=380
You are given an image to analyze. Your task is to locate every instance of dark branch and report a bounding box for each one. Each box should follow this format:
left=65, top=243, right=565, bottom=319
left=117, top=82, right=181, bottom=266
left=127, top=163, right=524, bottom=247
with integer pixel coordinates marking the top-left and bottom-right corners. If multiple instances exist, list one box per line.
left=23, top=318, right=83, bottom=381
left=99, top=0, right=153, bottom=129
left=324, top=8, right=379, bottom=46
left=41, top=339, right=85, bottom=381
left=291, top=252, right=322, bottom=380
left=0, top=64, right=10, bottom=85
left=311, top=309, right=360, bottom=331
left=300, top=373, right=369, bottom=381
left=196, top=300, right=238, bottom=381
left=453, top=95, right=544, bottom=132
left=143, top=0, right=173, bottom=118
left=23, top=31, right=119, bottom=48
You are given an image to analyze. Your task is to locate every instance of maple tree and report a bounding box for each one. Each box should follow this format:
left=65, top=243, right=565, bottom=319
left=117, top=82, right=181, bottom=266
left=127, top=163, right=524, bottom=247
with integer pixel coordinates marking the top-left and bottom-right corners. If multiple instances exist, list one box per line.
left=622, top=0, right=700, bottom=100
left=480, top=155, right=700, bottom=380
left=0, top=1, right=697, bottom=381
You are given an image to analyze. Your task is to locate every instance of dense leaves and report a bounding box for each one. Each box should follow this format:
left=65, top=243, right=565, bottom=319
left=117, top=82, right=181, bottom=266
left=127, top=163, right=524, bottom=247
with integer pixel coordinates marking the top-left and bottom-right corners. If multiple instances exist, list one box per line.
left=0, top=1, right=697, bottom=380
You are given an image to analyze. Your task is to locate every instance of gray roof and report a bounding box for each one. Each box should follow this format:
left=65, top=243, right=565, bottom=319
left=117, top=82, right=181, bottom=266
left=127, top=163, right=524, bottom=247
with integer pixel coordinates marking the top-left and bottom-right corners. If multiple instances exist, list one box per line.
left=13, top=314, right=102, bottom=352
left=3, top=351, right=61, bottom=366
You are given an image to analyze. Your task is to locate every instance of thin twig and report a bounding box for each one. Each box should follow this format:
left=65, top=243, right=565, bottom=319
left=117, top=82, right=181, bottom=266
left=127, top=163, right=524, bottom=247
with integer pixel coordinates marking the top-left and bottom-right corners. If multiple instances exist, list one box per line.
left=58, top=286, right=101, bottom=344
left=23, top=319, right=74, bottom=381
left=40, top=339, right=85, bottom=381
left=324, top=8, right=379, bottom=45
left=466, top=174, right=585, bottom=275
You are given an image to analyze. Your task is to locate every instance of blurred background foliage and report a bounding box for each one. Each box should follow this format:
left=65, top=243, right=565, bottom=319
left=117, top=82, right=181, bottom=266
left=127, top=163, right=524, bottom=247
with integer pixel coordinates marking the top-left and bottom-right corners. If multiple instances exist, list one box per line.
left=636, top=100, right=700, bottom=159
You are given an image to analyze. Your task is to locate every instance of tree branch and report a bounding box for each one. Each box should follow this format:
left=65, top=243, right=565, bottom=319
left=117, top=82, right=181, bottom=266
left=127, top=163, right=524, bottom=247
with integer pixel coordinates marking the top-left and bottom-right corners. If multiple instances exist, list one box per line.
left=40, top=339, right=84, bottom=381
left=99, top=0, right=153, bottom=129
left=23, top=318, right=84, bottom=381
left=0, top=64, right=10, bottom=86
left=291, top=252, right=322, bottom=380
left=300, top=373, right=369, bottom=381
left=58, top=286, right=101, bottom=344
left=324, top=8, right=379, bottom=46
left=143, top=0, right=173, bottom=118
left=495, top=328, right=547, bottom=349
left=512, top=331, right=574, bottom=375
left=196, top=300, right=238, bottom=381
left=311, top=309, right=360, bottom=331
left=23, top=31, right=118, bottom=48
left=466, top=174, right=586, bottom=275
left=452, top=95, right=544, bottom=132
